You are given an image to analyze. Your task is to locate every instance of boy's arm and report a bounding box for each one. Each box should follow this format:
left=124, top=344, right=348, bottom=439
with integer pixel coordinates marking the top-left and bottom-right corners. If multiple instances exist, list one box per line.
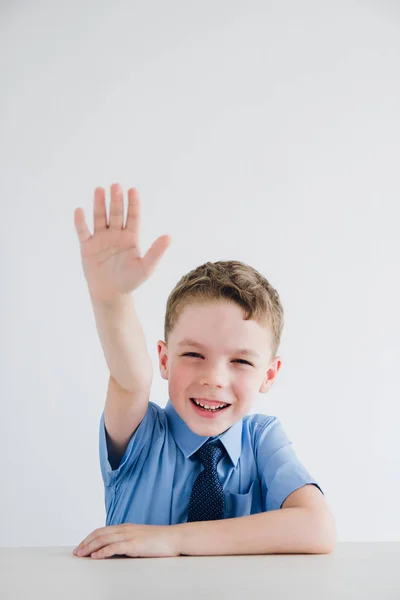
left=91, top=293, right=153, bottom=459
left=74, top=184, right=171, bottom=463
left=174, top=484, right=336, bottom=556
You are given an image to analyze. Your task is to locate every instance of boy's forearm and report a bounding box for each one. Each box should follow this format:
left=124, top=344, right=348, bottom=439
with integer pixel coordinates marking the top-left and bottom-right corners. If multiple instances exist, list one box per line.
left=173, top=507, right=336, bottom=556
left=90, top=293, right=153, bottom=391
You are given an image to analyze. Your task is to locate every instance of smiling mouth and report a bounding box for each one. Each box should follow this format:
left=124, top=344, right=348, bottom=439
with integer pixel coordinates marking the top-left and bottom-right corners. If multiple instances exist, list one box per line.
left=190, top=398, right=231, bottom=412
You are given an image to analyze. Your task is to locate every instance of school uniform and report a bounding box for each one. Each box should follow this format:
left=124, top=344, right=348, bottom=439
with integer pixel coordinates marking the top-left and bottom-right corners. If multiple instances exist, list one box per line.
left=99, top=399, right=323, bottom=525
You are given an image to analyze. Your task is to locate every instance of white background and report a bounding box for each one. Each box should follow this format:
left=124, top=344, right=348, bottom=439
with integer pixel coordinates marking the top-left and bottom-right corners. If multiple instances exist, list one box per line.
left=1, top=0, right=399, bottom=547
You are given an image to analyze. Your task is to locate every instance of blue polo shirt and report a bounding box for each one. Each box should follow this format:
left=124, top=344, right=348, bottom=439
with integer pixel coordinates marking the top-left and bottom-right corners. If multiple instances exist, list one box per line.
left=99, top=399, right=323, bottom=526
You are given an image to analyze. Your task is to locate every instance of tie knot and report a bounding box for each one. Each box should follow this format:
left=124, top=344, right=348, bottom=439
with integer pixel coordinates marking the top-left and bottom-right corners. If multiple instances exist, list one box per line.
left=197, top=440, right=225, bottom=470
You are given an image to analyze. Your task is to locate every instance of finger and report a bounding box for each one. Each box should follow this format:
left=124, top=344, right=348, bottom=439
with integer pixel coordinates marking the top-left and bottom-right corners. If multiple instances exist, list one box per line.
left=92, top=541, right=130, bottom=559
left=141, top=234, right=172, bottom=278
left=74, top=208, right=92, bottom=245
left=79, top=533, right=126, bottom=557
left=93, top=187, right=107, bottom=232
left=109, top=183, right=124, bottom=230
left=74, top=526, right=119, bottom=553
left=125, top=187, right=140, bottom=235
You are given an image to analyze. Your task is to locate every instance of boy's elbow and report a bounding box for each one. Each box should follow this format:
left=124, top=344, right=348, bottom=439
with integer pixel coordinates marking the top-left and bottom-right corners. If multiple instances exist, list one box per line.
left=314, top=510, right=337, bottom=554
left=317, top=536, right=336, bottom=555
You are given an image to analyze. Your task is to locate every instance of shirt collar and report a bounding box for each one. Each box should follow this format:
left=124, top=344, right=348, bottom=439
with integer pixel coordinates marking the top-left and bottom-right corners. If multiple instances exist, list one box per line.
left=164, top=398, right=242, bottom=467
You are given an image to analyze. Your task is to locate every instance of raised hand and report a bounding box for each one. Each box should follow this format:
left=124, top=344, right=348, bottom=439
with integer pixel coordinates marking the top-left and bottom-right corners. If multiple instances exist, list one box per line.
left=74, top=183, right=171, bottom=302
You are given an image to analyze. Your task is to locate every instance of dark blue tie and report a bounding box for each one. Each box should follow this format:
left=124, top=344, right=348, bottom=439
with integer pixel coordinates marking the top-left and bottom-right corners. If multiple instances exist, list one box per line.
left=187, top=440, right=225, bottom=522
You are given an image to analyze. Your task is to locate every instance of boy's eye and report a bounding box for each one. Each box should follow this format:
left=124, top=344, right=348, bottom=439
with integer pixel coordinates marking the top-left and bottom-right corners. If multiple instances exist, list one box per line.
left=182, top=352, right=253, bottom=366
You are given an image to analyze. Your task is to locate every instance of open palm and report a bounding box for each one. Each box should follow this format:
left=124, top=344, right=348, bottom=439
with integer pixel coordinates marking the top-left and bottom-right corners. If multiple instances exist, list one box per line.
left=74, top=184, right=171, bottom=301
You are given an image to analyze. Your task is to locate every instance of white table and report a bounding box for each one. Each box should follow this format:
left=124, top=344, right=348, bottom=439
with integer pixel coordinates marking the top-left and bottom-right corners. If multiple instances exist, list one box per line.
left=1, top=543, right=399, bottom=599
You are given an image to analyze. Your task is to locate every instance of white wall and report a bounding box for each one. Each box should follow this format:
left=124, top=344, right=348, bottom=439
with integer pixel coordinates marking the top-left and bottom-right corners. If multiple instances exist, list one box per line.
left=1, top=0, right=399, bottom=547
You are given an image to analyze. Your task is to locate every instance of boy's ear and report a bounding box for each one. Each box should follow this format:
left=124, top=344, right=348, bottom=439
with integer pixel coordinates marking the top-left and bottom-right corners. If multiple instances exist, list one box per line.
left=259, top=357, right=282, bottom=393
left=157, top=340, right=169, bottom=380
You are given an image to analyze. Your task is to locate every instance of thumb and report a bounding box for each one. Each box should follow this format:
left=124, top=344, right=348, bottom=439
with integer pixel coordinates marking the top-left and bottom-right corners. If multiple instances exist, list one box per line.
left=141, top=235, right=172, bottom=278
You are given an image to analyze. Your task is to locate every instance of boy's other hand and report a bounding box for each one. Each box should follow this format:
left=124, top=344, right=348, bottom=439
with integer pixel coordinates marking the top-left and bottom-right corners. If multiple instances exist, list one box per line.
left=73, top=522, right=181, bottom=558
left=74, top=183, right=171, bottom=302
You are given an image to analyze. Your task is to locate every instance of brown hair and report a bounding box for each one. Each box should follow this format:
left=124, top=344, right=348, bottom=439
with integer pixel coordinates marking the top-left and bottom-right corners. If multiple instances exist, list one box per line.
left=164, top=260, right=284, bottom=360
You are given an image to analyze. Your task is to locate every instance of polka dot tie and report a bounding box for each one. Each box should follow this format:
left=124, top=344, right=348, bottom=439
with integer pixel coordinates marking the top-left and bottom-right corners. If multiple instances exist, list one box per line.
left=187, top=440, right=226, bottom=522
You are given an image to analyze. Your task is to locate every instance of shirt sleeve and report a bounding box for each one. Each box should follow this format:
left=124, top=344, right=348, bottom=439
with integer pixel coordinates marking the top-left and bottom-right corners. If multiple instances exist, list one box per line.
left=99, top=401, right=164, bottom=488
left=255, top=416, right=324, bottom=511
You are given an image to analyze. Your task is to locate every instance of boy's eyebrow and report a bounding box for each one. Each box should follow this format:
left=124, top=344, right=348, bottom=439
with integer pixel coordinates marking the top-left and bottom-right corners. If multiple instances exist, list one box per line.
left=177, top=338, right=261, bottom=358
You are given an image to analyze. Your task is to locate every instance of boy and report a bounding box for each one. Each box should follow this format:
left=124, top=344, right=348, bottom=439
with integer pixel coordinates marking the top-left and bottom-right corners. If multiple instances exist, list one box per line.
left=72, top=183, right=336, bottom=559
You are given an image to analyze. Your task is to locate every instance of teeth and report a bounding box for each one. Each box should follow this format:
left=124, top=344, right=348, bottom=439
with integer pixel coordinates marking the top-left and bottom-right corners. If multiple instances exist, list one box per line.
left=192, top=399, right=228, bottom=411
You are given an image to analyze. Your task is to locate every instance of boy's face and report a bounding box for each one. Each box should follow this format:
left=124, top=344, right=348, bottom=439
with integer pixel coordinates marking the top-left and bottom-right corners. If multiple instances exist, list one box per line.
left=157, top=300, right=281, bottom=437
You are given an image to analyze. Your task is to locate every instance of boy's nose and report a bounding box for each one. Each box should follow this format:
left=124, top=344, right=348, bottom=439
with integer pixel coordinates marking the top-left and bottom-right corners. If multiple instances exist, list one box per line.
left=199, top=369, right=229, bottom=388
